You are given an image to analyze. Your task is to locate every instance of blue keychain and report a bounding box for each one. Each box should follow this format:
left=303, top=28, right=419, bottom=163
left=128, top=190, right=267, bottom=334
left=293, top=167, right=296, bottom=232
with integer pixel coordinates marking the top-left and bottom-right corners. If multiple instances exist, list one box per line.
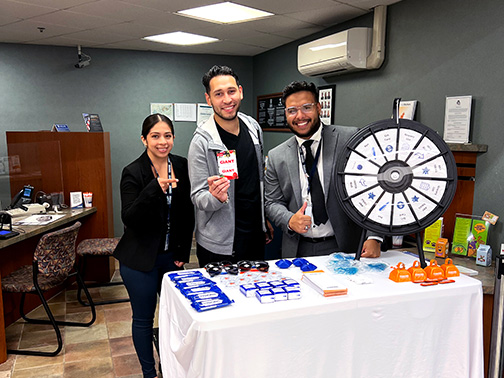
left=275, top=259, right=292, bottom=269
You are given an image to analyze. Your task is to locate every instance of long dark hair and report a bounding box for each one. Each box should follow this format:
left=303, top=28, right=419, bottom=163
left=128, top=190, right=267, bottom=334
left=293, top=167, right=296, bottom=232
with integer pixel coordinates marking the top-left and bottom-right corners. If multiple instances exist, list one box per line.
left=141, top=113, right=174, bottom=138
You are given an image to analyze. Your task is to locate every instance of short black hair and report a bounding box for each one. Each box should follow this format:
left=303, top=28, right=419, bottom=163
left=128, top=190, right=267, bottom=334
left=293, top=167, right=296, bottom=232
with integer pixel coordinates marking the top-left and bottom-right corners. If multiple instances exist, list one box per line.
left=282, top=81, right=319, bottom=104
left=141, top=113, right=174, bottom=138
left=202, top=65, right=240, bottom=94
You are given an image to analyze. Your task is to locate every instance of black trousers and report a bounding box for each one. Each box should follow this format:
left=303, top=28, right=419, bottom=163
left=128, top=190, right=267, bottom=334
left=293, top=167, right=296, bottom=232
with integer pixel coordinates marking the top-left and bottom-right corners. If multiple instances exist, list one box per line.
left=120, top=252, right=181, bottom=378
left=297, top=237, right=338, bottom=257
left=197, top=229, right=265, bottom=268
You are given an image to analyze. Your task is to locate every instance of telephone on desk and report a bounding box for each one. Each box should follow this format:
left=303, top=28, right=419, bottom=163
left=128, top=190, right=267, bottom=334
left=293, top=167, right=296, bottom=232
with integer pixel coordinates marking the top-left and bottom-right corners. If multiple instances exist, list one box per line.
left=10, top=184, right=34, bottom=209
left=6, top=185, right=48, bottom=218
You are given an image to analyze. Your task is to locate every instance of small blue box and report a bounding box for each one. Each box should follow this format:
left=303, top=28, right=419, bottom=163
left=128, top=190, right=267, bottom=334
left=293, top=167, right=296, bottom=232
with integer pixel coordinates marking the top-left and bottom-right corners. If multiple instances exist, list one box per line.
left=283, top=279, right=300, bottom=288
left=240, top=284, right=257, bottom=298
left=269, top=280, right=286, bottom=288
left=285, top=286, right=301, bottom=300
left=255, top=282, right=271, bottom=290
left=271, top=287, right=287, bottom=301
left=255, top=289, right=275, bottom=303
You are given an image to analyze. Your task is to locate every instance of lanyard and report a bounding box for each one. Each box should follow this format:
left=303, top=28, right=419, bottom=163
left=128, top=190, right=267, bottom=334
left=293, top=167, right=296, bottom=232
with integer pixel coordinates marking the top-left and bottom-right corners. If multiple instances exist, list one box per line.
left=150, top=158, right=172, bottom=203
left=298, top=140, right=322, bottom=195
left=149, top=157, right=172, bottom=250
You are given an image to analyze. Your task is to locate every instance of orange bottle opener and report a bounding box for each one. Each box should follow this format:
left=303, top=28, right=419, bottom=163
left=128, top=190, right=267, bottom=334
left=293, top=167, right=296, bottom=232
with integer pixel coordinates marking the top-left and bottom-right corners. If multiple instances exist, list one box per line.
left=389, top=262, right=412, bottom=283
left=441, top=258, right=460, bottom=278
left=408, top=260, right=427, bottom=283
left=424, top=259, right=445, bottom=282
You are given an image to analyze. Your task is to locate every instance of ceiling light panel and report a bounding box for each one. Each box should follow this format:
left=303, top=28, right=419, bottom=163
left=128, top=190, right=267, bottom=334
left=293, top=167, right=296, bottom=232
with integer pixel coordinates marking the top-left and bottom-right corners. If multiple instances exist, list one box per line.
left=177, top=2, right=273, bottom=24
left=143, top=31, right=219, bottom=45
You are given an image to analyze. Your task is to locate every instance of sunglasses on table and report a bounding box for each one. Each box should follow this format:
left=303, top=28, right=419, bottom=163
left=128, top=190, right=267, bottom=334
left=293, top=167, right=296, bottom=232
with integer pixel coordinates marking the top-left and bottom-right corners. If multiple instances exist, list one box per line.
left=204, top=260, right=269, bottom=277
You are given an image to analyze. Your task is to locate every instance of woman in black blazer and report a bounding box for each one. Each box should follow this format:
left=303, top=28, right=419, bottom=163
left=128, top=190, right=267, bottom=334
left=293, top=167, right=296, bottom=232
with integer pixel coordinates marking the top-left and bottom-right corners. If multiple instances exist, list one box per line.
left=114, top=113, right=194, bottom=378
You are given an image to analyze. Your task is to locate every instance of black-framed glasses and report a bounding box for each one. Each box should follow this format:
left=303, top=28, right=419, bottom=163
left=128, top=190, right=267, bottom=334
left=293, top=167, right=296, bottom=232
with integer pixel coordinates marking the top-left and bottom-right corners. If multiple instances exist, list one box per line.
left=285, top=103, right=316, bottom=117
left=206, top=260, right=270, bottom=276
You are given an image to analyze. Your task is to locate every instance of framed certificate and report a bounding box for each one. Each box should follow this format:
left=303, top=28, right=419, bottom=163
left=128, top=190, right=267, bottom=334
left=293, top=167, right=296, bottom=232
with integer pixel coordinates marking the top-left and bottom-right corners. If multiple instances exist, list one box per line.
left=256, top=93, right=288, bottom=131
left=443, top=95, right=472, bottom=143
left=318, top=85, right=335, bottom=125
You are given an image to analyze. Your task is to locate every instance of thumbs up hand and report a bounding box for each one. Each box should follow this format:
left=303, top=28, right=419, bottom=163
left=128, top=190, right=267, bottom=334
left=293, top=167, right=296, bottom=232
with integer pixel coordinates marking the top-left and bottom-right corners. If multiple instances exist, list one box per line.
left=288, top=201, right=312, bottom=234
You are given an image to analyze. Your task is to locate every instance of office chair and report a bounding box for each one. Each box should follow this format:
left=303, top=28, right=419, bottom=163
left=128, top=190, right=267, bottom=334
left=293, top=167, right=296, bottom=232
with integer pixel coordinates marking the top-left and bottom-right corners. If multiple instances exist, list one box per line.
left=76, top=237, right=129, bottom=306
left=1, top=221, right=96, bottom=357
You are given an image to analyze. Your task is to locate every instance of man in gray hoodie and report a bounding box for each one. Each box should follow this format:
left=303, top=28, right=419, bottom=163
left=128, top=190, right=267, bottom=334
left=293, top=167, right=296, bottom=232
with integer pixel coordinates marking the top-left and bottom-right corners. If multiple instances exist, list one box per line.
left=188, top=65, right=271, bottom=268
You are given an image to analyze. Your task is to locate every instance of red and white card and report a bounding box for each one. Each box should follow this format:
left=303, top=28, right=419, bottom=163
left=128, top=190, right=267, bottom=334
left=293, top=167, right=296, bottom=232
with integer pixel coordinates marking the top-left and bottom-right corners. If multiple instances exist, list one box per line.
left=217, top=150, right=238, bottom=180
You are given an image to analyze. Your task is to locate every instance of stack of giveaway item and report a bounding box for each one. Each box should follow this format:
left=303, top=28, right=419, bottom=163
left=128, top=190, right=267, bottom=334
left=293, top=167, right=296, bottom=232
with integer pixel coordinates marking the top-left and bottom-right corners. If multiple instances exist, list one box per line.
left=168, top=271, right=233, bottom=312
left=301, top=270, right=347, bottom=297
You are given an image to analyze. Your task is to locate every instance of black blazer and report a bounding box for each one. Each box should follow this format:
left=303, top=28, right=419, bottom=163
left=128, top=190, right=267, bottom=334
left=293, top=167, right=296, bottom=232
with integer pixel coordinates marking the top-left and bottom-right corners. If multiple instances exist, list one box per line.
left=114, top=151, right=195, bottom=272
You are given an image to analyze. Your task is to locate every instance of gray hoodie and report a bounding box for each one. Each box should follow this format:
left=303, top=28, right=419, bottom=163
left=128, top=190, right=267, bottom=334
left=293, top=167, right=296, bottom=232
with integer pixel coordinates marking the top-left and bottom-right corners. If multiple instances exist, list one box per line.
left=188, top=112, right=266, bottom=255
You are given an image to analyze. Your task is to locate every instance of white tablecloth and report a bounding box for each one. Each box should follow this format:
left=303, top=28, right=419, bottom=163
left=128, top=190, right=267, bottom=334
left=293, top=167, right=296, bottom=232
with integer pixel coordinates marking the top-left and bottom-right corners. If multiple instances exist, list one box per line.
left=159, top=251, right=483, bottom=378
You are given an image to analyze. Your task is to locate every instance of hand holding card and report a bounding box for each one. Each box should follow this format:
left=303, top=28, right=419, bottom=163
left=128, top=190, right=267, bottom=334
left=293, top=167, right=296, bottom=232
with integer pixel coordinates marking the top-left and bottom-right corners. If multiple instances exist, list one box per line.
left=208, top=176, right=230, bottom=203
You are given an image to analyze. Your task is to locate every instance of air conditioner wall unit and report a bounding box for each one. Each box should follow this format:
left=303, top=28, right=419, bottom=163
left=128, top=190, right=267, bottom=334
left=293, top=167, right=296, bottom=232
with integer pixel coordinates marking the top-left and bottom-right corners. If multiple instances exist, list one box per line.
left=298, top=28, right=372, bottom=77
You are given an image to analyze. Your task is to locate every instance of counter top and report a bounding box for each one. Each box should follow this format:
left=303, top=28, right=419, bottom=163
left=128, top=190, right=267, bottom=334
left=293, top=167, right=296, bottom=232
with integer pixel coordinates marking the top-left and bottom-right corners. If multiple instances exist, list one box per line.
left=447, top=143, right=488, bottom=153
left=0, top=207, right=97, bottom=250
left=397, top=246, right=496, bottom=294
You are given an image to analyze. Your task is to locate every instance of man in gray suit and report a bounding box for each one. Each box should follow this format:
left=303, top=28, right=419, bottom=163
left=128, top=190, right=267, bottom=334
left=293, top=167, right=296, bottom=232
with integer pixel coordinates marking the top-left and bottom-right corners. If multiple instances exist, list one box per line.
left=265, top=81, right=382, bottom=258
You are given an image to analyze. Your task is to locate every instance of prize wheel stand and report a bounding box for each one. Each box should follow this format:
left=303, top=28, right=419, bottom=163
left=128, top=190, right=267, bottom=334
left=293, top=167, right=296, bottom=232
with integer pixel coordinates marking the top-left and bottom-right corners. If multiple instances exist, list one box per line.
left=335, top=99, right=457, bottom=268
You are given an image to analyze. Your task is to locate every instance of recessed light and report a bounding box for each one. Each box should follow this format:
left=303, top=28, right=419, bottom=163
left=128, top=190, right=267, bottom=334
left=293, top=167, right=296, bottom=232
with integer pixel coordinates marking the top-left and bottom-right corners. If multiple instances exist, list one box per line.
left=177, top=2, right=273, bottom=24
left=143, top=32, right=218, bottom=46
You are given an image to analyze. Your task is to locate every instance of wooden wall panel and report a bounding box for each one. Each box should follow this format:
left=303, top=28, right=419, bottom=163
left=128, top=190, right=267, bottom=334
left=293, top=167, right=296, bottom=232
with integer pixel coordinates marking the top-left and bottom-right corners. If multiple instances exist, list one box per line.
left=441, top=151, right=478, bottom=242
left=6, top=132, right=113, bottom=240
left=5, top=131, right=114, bottom=287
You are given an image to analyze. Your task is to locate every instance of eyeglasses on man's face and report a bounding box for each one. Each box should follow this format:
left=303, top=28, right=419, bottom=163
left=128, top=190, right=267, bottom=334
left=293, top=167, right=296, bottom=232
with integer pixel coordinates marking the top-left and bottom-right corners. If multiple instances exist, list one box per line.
left=285, top=103, right=317, bottom=117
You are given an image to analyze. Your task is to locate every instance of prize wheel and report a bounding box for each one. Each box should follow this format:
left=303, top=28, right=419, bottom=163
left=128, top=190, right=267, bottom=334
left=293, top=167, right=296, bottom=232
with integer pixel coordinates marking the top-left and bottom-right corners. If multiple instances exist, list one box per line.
left=335, top=117, right=457, bottom=237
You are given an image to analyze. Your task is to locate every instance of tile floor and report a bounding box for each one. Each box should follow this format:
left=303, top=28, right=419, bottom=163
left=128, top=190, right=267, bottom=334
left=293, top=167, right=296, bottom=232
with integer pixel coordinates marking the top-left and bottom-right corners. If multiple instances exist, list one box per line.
left=0, top=253, right=200, bottom=378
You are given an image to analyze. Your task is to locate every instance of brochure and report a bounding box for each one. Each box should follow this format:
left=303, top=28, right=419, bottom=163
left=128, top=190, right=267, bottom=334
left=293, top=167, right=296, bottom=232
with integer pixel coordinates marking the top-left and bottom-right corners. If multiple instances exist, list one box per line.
left=399, top=100, right=417, bottom=120
left=451, top=215, right=490, bottom=257
left=82, top=113, right=103, bottom=132
left=422, top=217, right=443, bottom=252
left=301, top=271, right=347, bottom=297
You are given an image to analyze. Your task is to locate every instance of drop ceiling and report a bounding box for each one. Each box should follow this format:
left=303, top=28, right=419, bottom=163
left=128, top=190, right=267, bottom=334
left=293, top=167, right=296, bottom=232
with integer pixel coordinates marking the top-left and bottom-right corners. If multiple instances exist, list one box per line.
left=0, top=0, right=401, bottom=56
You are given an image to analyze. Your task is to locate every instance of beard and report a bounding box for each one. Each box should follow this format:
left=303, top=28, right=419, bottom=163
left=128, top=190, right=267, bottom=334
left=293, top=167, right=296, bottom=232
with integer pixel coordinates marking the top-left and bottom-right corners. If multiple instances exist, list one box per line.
left=213, top=102, right=241, bottom=121
left=287, top=117, right=321, bottom=139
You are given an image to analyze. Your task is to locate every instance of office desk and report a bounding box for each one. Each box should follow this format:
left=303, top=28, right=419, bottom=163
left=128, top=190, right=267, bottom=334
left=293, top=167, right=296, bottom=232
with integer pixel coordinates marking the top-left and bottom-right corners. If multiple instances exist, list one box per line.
left=0, top=207, right=96, bottom=364
left=159, top=251, right=483, bottom=378
left=0, top=208, right=96, bottom=249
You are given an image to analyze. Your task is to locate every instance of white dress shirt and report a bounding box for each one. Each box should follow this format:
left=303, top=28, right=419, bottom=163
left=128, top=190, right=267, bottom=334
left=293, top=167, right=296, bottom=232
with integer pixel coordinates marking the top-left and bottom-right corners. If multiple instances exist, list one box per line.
left=294, top=126, right=334, bottom=238
left=293, top=126, right=383, bottom=244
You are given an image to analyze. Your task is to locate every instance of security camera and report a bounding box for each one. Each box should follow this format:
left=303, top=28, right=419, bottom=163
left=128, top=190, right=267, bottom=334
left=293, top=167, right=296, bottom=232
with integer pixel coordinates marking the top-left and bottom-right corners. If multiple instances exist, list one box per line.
left=74, top=45, right=91, bottom=68
left=75, top=60, right=90, bottom=68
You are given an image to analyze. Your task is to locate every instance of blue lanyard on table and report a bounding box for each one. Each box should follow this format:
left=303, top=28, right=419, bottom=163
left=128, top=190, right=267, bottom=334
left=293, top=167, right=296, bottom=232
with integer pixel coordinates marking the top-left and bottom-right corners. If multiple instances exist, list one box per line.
left=149, top=157, right=172, bottom=250
left=298, top=140, right=322, bottom=195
